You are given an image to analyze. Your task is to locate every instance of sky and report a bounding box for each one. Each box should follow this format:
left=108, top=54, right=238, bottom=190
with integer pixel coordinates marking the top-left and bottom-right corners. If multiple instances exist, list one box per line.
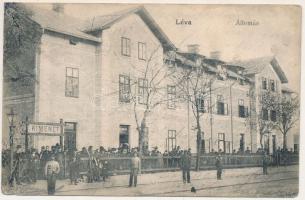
left=30, top=3, right=301, bottom=92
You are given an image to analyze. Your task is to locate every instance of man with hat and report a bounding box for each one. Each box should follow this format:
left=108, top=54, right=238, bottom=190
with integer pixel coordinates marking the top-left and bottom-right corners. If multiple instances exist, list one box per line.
left=180, top=150, right=191, bottom=183
left=45, top=155, right=60, bottom=195
left=215, top=153, right=223, bottom=180
left=129, top=152, right=141, bottom=187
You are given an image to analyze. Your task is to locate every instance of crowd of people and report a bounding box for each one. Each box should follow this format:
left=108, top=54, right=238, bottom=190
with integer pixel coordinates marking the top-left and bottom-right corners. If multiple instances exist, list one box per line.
left=2, top=142, right=298, bottom=193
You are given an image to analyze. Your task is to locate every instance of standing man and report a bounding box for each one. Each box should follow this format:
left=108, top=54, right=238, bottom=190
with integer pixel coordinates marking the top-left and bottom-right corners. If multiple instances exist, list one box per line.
left=129, top=152, right=140, bottom=187
left=262, top=152, right=269, bottom=175
left=45, top=155, right=60, bottom=195
left=215, top=153, right=223, bottom=180
left=69, top=156, right=79, bottom=185
left=55, top=147, right=64, bottom=179
left=180, top=150, right=191, bottom=183
left=9, top=145, right=22, bottom=186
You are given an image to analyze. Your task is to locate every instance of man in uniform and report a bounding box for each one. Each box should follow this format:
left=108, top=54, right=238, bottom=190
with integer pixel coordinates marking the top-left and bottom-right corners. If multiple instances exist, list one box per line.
left=215, top=153, right=223, bottom=180
left=129, top=152, right=140, bottom=187
left=180, top=150, right=191, bottom=183
left=45, top=155, right=60, bottom=195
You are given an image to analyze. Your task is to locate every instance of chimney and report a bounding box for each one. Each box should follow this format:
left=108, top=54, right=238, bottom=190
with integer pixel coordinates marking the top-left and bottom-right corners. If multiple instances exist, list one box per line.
left=187, top=44, right=200, bottom=54
left=210, top=51, right=221, bottom=60
left=52, top=3, right=64, bottom=14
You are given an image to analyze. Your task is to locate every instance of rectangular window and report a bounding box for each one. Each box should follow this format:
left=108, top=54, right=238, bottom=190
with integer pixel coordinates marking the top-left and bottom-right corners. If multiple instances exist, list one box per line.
left=119, top=75, right=130, bottom=102
left=167, top=130, right=176, bottom=151
left=238, top=99, right=245, bottom=118
left=262, top=77, right=267, bottom=90
left=262, top=108, right=269, bottom=120
left=218, top=133, right=225, bottom=152
left=121, top=37, right=131, bottom=56
left=270, top=80, right=275, bottom=92
left=65, top=67, right=79, bottom=97
left=271, top=110, right=277, bottom=122
left=138, top=42, right=146, bottom=60
left=217, top=95, right=228, bottom=115
left=138, top=78, right=148, bottom=104
left=197, top=95, right=205, bottom=113
left=167, top=85, right=176, bottom=109
left=119, top=125, right=129, bottom=146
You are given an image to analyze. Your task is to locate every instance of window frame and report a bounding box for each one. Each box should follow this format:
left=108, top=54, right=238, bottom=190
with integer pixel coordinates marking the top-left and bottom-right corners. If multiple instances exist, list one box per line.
left=238, top=99, right=246, bottom=118
left=271, top=110, right=277, bottom=122
left=168, top=130, right=177, bottom=151
left=65, top=67, right=79, bottom=98
left=119, top=125, right=130, bottom=146
left=121, top=37, right=131, bottom=56
left=167, top=85, right=176, bottom=109
left=138, top=78, right=148, bottom=104
left=262, top=108, right=269, bottom=120
left=119, top=74, right=131, bottom=103
left=138, top=42, right=146, bottom=60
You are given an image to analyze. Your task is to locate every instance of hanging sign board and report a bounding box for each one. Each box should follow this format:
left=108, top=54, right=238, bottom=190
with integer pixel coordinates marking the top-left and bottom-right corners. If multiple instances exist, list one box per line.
left=28, top=122, right=63, bottom=136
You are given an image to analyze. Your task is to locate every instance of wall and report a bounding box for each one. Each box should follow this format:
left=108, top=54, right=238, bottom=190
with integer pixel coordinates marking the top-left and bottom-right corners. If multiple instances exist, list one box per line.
left=35, top=31, right=99, bottom=149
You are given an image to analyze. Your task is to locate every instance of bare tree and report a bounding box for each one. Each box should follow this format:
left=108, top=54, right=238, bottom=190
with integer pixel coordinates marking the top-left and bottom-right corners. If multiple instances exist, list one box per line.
left=4, top=3, right=42, bottom=87
left=257, top=91, right=280, bottom=150
left=172, top=60, right=216, bottom=171
left=113, top=46, right=177, bottom=155
left=274, top=95, right=299, bottom=150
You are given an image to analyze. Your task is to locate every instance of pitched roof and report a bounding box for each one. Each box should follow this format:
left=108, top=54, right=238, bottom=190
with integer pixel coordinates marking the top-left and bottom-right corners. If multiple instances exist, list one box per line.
left=228, top=56, right=288, bottom=83
left=82, top=6, right=176, bottom=51
left=23, top=5, right=101, bottom=43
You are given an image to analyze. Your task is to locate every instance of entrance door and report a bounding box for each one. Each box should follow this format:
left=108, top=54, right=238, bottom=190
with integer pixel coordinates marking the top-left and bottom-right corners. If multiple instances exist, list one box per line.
left=64, top=122, right=77, bottom=151
left=119, top=125, right=129, bottom=146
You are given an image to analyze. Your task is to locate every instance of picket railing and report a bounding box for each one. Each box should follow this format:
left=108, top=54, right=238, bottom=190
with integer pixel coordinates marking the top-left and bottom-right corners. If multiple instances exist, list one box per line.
left=12, top=153, right=299, bottom=179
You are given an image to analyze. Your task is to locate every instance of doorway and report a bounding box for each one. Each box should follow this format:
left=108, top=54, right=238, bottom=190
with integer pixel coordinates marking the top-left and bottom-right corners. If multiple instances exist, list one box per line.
left=64, top=122, right=77, bottom=151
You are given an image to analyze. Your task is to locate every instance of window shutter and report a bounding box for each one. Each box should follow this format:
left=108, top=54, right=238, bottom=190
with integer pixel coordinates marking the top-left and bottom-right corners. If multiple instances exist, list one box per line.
left=275, top=80, right=279, bottom=93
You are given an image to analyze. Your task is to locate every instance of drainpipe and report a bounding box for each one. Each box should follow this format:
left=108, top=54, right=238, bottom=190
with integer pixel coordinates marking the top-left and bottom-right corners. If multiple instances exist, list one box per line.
left=230, top=82, right=234, bottom=153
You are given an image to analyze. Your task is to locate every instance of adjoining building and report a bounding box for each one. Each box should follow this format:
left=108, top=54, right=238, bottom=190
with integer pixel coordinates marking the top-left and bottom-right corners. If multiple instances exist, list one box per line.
left=3, top=4, right=299, bottom=154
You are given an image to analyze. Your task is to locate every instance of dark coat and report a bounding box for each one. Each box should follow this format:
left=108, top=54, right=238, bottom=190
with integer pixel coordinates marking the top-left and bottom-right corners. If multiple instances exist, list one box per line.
left=215, top=156, right=223, bottom=169
left=180, top=154, right=191, bottom=170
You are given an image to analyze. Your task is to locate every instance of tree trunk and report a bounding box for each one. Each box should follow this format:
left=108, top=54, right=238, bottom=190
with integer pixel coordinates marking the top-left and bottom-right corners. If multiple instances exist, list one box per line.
left=139, top=113, right=147, bottom=156
left=195, top=116, right=202, bottom=171
left=283, top=132, right=287, bottom=150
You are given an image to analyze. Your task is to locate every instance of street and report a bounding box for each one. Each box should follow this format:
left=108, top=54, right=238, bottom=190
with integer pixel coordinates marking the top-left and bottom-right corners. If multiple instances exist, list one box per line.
left=7, top=165, right=298, bottom=197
